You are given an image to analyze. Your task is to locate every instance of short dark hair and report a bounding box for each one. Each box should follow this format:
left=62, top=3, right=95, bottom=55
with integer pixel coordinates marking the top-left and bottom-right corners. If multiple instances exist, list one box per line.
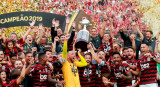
left=0, top=49, right=3, bottom=52
left=84, top=52, right=92, bottom=57
left=146, top=30, right=153, bottom=34
left=25, top=51, right=32, bottom=56
left=141, top=42, right=150, bottom=47
left=38, top=53, right=46, bottom=60
left=18, top=52, right=23, bottom=56
left=10, top=54, right=17, bottom=59
left=112, top=51, right=120, bottom=56
left=59, top=34, right=65, bottom=38
left=127, top=46, right=136, bottom=52
left=44, top=47, right=52, bottom=52
left=97, top=50, right=104, bottom=54
left=122, top=47, right=128, bottom=52
left=53, top=60, right=63, bottom=69
left=0, top=69, right=5, bottom=74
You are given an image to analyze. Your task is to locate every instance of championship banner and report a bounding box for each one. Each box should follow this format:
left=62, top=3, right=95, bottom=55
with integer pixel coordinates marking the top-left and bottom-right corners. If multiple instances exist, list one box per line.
left=0, top=11, right=66, bottom=31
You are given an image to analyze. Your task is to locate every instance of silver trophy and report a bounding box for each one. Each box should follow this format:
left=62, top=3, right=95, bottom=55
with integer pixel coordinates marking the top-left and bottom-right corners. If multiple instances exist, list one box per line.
left=75, top=18, right=92, bottom=52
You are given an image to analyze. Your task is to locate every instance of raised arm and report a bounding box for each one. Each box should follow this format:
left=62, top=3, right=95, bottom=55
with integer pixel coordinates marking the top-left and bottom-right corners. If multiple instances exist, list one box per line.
left=23, top=21, right=35, bottom=41
left=131, top=36, right=136, bottom=50
left=36, top=23, right=43, bottom=44
left=75, top=49, right=87, bottom=67
left=62, top=34, right=70, bottom=60
left=145, top=53, right=160, bottom=64
left=25, top=58, right=34, bottom=75
left=51, top=19, right=59, bottom=42
left=136, top=24, right=144, bottom=40
left=68, top=22, right=76, bottom=47
left=87, top=43, right=102, bottom=64
left=119, top=26, right=128, bottom=40
left=109, top=18, right=114, bottom=38
left=64, top=17, right=70, bottom=34
left=100, top=19, right=107, bottom=38
left=154, top=40, right=159, bottom=54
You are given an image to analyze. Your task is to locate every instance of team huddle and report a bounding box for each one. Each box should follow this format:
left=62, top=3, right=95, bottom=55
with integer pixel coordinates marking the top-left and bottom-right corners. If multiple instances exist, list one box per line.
left=0, top=16, right=159, bottom=87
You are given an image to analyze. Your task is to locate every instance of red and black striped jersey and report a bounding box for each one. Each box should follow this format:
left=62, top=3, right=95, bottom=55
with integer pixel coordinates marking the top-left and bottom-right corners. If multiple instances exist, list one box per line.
left=0, top=81, right=9, bottom=86
left=1, top=64, right=14, bottom=79
left=126, top=59, right=137, bottom=80
left=107, top=57, right=117, bottom=83
left=78, top=64, right=96, bottom=87
left=6, top=80, right=18, bottom=87
left=95, top=64, right=109, bottom=87
left=110, top=63, right=132, bottom=87
left=49, top=70, right=63, bottom=87
left=29, top=63, right=51, bottom=87
left=98, top=38, right=113, bottom=61
left=137, top=53, right=158, bottom=85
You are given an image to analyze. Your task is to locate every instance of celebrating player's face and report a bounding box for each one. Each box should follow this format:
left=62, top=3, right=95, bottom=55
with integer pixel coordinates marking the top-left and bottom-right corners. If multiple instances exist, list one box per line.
left=123, top=49, right=128, bottom=56
left=97, top=51, right=105, bottom=61
left=103, top=34, right=110, bottom=42
left=91, top=29, right=97, bottom=37
left=14, top=60, right=23, bottom=70
left=57, top=28, right=62, bottom=36
left=113, top=54, right=121, bottom=65
left=0, top=71, right=6, bottom=81
left=140, top=44, right=149, bottom=54
left=0, top=51, right=4, bottom=61
left=127, top=48, right=134, bottom=60
left=46, top=51, right=52, bottom=62
left=60, top=35, right=65, bottom=44
left=146, top=32, right=152, bottom=40
left=42, top=55, right=48, bottom=63
left=26, top=53, right=33, bottom=63
left=68, top=51, right=76, bottom=62
left=84, top=55, right=92, bottom=65
left=26, top=35, right=33, bottom=44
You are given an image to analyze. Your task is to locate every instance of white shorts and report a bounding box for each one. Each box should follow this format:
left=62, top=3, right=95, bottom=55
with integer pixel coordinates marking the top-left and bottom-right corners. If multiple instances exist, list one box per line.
left=140, top=83, right=158, bottom=87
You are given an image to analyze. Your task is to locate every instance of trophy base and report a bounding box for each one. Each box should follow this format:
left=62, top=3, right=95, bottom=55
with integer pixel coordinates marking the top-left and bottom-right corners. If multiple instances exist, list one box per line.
left=75, top=40, right=88, bottom=52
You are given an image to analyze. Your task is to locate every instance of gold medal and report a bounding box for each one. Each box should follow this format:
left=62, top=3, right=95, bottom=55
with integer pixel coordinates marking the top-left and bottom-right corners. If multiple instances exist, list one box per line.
left=98, top=74, right=101, bottom=77
left=88, top=78, right=91, bottom=82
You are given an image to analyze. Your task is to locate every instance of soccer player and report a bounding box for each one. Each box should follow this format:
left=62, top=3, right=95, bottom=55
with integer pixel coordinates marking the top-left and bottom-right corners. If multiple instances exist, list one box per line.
left=103, top=52, right=132, bottom=87
left=122, top=47, right=137, bottom=86
left=61, top=34, right=87, bottom=87
left=26, top=53, right=65, bottom=87
left=135, top=43, right=160, bottom=87
left=78, top=52, right=96, bottom=87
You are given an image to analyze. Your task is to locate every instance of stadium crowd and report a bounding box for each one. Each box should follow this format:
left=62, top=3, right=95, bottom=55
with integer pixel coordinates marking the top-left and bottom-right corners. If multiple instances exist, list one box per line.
left=0, top=0, right=160, bottom=87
